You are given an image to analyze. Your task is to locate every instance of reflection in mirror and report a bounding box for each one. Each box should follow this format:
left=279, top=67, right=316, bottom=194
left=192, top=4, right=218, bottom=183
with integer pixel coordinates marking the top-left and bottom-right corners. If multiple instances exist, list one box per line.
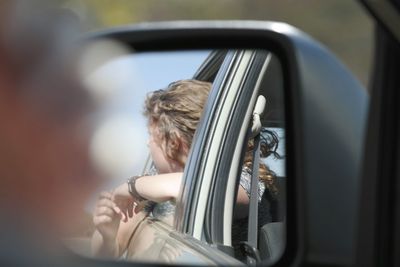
left=65, top=44, right=286, bottom=266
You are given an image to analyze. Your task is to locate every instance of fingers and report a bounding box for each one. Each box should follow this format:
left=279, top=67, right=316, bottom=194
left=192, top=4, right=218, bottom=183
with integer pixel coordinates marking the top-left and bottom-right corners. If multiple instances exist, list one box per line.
left=95, top=205, right=115, bottom=217
left=113, top=205, right=127, bottom=222
left=121, top=211, right=128, bottom=222
left=134, top=201, right=147, bottom=213
left=96, top=191, right=123, bottom=213
left=94, top=190, right=137, bottom=224
left=93, top=201, right=124, bottom=228
left=127, top=202, right=134, bottom=218
left=96, top=197, right=116, bottom=209
left=98, top=191, right=113, bottom=200
left=93, top=214, right=113, bottom=226
left=94, top=194, right=119, bottom=219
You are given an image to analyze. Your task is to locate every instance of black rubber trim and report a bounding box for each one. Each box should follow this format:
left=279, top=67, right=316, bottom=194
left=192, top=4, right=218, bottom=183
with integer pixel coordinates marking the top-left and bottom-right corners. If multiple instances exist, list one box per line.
left=193, top=50, right=228, bottom=82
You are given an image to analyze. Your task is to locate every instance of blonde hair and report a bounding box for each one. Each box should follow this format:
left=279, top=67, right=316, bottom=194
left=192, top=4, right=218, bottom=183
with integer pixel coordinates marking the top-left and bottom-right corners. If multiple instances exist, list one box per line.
left=144, top=79, right=278, bottom=195
left=144, top=79, right=210, bottom=167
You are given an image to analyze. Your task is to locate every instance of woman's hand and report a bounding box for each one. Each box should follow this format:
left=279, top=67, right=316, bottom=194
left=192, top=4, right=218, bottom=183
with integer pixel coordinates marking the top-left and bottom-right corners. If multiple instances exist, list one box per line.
left=91, top=189, right=142, bottom=258
left=112, top=183, right=146, bottom=220
left=93, top=191, right=123, bottom=242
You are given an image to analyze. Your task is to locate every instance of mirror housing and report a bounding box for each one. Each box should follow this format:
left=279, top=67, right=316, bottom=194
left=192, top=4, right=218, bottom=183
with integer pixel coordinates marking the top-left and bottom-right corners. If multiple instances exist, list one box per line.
left=86, top=21, right=368, bottom=266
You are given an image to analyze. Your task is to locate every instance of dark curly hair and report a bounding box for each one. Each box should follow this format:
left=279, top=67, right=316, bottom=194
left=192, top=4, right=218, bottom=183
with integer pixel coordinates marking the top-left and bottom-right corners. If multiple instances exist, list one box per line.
left=243, top=129, right=282, bottom=196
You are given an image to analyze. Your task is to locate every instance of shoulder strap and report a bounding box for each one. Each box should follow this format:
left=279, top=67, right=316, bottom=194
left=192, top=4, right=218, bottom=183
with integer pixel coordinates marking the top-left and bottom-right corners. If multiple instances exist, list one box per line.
left=242, top=95, right=266, bottom=264
left=245, top=133, right=261, bottom=264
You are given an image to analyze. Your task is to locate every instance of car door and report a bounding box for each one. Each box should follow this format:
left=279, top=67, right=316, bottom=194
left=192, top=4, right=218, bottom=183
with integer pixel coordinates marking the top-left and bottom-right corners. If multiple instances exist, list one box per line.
left=201, top=53, right=286, bottom=264
left=355, top=1, right=400, bottom=267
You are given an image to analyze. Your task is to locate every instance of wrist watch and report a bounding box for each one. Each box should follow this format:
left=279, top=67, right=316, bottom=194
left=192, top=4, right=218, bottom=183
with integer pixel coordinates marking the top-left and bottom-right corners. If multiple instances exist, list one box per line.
left=127, top=175, right=146, bottom=201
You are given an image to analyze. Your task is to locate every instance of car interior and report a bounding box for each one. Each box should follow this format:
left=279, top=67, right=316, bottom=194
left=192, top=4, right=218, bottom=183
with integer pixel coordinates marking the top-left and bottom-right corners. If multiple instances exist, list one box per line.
left=254, top=53, right=285, bottom=263
left=195, top=50, right=286, bottom=263
left=235, top=53, right=285, bottom=263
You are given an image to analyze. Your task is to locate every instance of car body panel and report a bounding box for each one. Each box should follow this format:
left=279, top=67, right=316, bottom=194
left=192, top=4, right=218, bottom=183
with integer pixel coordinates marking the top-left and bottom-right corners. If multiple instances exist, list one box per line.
left=124, top=216, right=243, bottom=265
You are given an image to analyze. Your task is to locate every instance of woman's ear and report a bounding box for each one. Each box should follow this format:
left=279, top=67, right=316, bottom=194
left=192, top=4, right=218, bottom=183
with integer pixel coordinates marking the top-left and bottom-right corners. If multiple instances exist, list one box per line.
left=170, top=129, right=181, bottom=148
left=172, top=130, right=191, bottom=154
left=175, top=134, right=190, bottom=166
left=163, top=129, right=180, bottom=160
left=168, top=130, right=190, bottom=166
left=179, top=139, right=190, bottom=155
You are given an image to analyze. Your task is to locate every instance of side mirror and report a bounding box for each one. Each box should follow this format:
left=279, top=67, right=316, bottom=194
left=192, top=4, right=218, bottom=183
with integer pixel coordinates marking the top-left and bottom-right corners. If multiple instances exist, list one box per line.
left=78, top=21, right=367, bottom=266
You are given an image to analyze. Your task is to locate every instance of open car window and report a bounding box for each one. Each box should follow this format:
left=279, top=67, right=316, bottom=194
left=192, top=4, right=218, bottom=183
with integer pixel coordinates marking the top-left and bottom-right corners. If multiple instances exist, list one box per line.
left=65, top=50, right=213, bottom=254
left=86, top=50, right=212, bottom=187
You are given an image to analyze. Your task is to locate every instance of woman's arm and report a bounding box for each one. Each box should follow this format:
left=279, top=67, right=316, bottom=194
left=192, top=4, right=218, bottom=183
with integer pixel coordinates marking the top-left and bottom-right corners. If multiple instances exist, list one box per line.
left=135, top=172, right=183, bottom=202
left=113, top=172, right=183, bottom=205
left=112, top=171, right=253, bottom=220
left=234, top=186, right=250, bottom=219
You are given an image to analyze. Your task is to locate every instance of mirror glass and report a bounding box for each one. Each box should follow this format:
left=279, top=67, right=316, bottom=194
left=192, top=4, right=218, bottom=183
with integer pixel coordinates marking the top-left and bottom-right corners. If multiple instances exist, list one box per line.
left=65, top=42, right=286, bottom=266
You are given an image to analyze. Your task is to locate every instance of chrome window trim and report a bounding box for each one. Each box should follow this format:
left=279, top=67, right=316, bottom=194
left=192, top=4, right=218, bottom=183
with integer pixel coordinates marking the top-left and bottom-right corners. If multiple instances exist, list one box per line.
left=222, top=53, right=272, bottom=245
left=187, top=50, right=257, bottom=240
left=174, top=50, right=238, bottom=233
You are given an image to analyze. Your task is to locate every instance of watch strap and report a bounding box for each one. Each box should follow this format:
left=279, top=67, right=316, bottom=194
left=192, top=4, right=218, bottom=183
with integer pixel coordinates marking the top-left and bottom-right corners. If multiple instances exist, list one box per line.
left=127, top=175, right=146, bottom=201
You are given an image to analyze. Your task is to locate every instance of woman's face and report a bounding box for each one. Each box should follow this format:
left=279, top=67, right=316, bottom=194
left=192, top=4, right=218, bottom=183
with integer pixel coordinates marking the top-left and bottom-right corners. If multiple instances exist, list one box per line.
left=147, top=125, right=182, bottom=173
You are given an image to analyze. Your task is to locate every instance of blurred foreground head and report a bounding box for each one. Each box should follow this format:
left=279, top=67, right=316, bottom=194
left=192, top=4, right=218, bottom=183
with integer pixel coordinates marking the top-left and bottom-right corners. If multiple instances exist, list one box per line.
left=0, top=0, right=100, bottom=238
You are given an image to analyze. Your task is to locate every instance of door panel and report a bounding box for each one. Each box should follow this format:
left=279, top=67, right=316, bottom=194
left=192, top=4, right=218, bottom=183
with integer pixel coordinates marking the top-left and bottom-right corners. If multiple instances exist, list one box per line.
left=125, top=217, right=243, bottom=265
